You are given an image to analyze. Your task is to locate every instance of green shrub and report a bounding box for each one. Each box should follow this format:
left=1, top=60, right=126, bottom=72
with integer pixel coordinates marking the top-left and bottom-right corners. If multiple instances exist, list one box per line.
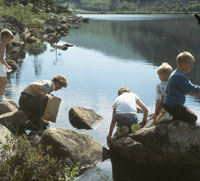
left=174, top=3, right=181, bottom=12
left=131, top=124, right=139, bottom=134
left=0, top=5, right=50, bottom=28
left=188, top=4, right=200, bottom=12
left=118, top=2, right=137, bottom=11
left=81, top=0, right=111, bottom=11
left=0, top=0, right=4, bottom=6
left=0, top=135, right=79, bottom=181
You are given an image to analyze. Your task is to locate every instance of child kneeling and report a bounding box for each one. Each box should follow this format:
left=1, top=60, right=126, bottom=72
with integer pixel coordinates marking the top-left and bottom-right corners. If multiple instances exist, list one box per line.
left=161, top=52, right=200, bottom=124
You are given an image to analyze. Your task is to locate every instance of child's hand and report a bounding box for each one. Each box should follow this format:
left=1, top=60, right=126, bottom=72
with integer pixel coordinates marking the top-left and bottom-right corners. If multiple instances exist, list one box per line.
left=6, top=65, right=11, bottom=70
left=107, top=135, right=112, bottom=147
left=6, top=65, right=12, bottom=72
left=42, top=94, right=49, bottom=99
left=151, top=113, right=156, bottom=119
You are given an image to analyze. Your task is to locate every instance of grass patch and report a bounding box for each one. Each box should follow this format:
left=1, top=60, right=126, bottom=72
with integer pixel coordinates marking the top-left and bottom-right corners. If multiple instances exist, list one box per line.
left=131, top=124, right=139, bottom=134
left=0, top=5, right=50, bottom=28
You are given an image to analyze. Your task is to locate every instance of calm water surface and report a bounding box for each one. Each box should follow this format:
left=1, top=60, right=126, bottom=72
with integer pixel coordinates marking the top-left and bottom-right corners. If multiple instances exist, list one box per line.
left=5, top=14, right=200, bottom=180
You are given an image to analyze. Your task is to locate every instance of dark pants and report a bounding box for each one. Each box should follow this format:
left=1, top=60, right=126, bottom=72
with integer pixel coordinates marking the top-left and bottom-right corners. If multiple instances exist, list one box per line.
left=163, top=104, right=197, bottom=124
left=19, top=93, right=48, bottom=128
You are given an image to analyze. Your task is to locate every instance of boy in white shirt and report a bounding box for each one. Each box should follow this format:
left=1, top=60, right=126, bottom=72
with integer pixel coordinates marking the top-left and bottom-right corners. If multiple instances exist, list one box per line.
left=107, top=87, right=148, bottom=143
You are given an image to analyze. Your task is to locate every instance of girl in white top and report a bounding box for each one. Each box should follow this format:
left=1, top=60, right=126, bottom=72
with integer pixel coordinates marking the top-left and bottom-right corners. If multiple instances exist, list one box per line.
left=0, top=29, right=13, bottom=101
left=107, top=87, right=148, bottom=142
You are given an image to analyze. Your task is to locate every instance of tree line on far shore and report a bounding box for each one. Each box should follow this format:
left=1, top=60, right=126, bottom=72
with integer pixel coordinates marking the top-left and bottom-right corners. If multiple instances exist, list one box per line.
left=58, top=0, right=200, bottom=13
left=1, top=0, right=69, bottom=13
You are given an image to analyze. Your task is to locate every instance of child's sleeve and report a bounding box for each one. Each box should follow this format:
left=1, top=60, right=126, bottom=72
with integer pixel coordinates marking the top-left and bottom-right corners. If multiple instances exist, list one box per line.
left=176, top=75, right=200, bottom=93
left=155, top=84, right=163, bottom=100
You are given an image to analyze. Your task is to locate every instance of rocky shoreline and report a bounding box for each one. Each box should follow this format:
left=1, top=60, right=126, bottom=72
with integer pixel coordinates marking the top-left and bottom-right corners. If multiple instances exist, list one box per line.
left=0, top=11, right=110, bottom=177
left=0, top=96, right=109, bottom=175
left=0, top=13, right=89, bottom=72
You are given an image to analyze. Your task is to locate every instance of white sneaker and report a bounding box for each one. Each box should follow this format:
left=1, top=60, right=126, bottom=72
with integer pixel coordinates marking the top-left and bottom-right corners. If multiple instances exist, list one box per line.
left=0, top=97, right=8, bottom=102
left=155, top=109, right=172, bottom=123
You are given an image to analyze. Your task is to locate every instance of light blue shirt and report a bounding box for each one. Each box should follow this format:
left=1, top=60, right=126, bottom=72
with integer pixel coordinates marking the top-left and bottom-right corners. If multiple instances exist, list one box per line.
left=155, top=81, right=168, bottom=101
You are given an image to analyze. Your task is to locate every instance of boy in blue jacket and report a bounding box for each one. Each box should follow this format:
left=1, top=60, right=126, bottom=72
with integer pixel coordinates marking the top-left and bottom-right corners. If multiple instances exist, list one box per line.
left=160, top=51, right=200, bottom=124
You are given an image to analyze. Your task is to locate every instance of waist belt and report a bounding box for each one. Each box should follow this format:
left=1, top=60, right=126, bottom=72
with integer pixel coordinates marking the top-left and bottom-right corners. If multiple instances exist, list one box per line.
left=116, top=114, right=136, bottom=120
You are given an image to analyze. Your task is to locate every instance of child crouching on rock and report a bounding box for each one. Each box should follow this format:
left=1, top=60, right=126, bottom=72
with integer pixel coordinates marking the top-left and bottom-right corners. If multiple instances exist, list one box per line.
left=107, top=87, right=148, bottom=146
left=155, top=51, right=200, bottom=124
left=152, top=63, right=173, bottom=120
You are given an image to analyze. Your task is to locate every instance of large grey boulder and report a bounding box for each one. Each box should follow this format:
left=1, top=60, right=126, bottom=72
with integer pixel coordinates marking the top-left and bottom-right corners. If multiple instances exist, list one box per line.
left=45, top=18, right=60, bottom=27
left=51, top=43, right=73, bottom=51
left=9, top=46, right=26, bottom=61
left=110, top=119, right=200, bottom=181
left=6, top=59, right=19, bottom=71
left=0, top=124, right=11, bottom=145
left=0, top=111, right=27, bottom=134
left=0, top=101, right=18, bottom=115
left=0, top=124, right=11, bottom=153
left=69, top=107, right=103, bottom=129
left=39, top=128, right=109, bottom=169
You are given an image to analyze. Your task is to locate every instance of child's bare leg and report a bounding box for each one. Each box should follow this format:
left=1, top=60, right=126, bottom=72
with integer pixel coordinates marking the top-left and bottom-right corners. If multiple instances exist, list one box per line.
left=0, top=77, right=7, bottom=96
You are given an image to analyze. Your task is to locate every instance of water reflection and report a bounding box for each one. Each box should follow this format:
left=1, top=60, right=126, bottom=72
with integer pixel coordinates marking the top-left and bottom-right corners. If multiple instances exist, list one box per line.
left=63, top=15, right=200, bottom=83
left=25, top=42, right=48, bottom=76
left=26, top=42, right=47, bottom=56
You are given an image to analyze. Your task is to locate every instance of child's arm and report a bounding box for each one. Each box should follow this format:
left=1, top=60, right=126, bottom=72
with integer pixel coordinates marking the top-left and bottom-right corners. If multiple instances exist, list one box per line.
left=107, top=108, right=116, bottom=142
left=136, top=99, right=148, bottom=123
left=0, top=45, right=11, bottom=69
left=152, top=100, right=162, bottom=118
left=29, top=84, right=49, bottom=98
left=152, top=83, right=163, bottom=118
left=177, top=75, right=200, bottom=93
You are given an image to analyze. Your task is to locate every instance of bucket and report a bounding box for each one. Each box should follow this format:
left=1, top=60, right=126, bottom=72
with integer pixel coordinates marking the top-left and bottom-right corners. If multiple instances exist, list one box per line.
left=43, top=95, right=61, bottom=123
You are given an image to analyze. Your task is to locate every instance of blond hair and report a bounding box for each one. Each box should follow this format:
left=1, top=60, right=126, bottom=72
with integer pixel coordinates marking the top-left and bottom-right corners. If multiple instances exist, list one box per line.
left=118, top=87, right=131, bottom=96
left=0, top=29, right=14, bottom=58
left=0, top=29, right=14, bottom=39
left=156, top=62, right=173, bottom=76
left=176, top=51, right=195, bottom=65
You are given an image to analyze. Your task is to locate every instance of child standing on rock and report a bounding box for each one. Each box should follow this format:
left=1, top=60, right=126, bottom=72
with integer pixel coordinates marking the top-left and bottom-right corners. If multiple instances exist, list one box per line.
left=0, top=29, right=13, bottom=101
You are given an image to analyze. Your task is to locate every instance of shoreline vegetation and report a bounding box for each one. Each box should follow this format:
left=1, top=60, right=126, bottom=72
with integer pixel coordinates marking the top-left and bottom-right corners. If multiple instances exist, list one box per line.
left=75, top=9, right=197, bottom=15
left=0, top=1, right=102, bottom=180
left=60, top=0, right=200, bottom=15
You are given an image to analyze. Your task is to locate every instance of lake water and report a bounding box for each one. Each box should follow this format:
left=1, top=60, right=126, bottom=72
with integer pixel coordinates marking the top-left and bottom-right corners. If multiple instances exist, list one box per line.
left=5, top=14, right=200, bottom=180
